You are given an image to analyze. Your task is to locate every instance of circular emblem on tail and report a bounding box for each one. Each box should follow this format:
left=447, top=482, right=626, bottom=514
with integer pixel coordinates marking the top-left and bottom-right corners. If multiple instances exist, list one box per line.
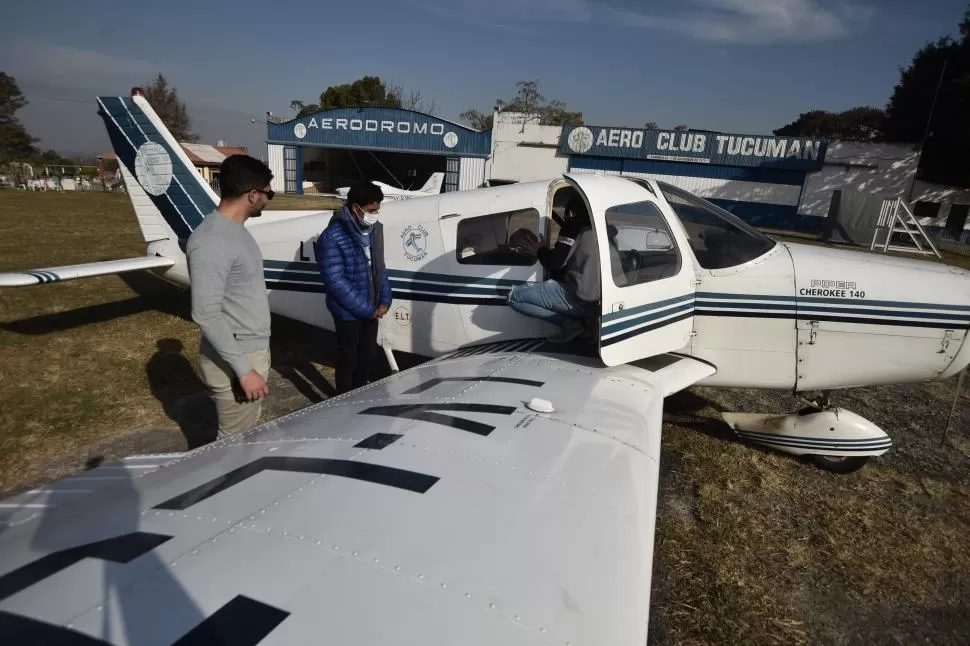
left=134, top=142, right=173, bottom=196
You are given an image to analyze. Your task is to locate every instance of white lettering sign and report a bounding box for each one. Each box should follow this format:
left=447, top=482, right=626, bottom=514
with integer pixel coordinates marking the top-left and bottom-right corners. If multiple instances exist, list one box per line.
left=565, top=126, right=823, bottom=165
left=658, top=132, right=707, bottom=153
left=297, top=117, right=449, bottom=139
left=594, top=128, right=644, bottom=149
left=711, top=134, right=818, bottom=160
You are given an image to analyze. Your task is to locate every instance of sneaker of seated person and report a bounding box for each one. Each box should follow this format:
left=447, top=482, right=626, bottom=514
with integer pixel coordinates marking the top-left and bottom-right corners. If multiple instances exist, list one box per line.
left=547, top=317, right=584, bottom=343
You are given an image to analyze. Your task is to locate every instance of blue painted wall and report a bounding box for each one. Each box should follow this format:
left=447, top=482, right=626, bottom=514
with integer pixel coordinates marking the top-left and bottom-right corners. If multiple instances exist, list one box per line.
left=268, top=107, right=491, bottom=157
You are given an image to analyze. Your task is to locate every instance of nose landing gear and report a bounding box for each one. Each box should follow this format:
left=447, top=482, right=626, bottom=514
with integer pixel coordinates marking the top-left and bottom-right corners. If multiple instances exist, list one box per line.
left=721, top=391, right=891, bottom=474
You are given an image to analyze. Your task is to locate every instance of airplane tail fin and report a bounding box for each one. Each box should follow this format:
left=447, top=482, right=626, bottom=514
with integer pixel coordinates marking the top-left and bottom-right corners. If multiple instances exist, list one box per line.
left=420, top=172, right=444, bottom=194
left=97, top=88, right=219, bottom=244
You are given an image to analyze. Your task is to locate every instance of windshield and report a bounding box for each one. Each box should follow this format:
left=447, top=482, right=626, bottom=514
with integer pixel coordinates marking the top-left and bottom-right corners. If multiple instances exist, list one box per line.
left=649, top=180, right=777, bottom=270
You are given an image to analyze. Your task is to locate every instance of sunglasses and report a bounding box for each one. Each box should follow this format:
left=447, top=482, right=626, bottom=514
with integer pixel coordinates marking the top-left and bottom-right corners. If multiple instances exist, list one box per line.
left=252, top=188, right=275, bottom=200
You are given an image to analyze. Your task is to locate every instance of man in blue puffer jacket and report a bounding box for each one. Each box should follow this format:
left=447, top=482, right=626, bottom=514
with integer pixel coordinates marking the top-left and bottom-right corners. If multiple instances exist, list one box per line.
left=315, top=180, right=392, bottom=394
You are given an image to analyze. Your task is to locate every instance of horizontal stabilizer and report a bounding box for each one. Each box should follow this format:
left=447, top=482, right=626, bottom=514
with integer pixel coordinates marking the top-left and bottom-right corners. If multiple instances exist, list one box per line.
left=0, top=256, right=175, bottom=287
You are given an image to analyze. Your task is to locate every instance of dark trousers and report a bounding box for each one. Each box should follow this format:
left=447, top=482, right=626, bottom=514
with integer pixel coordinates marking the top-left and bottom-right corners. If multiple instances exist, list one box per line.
left=334, top=318, right=379, bottom=395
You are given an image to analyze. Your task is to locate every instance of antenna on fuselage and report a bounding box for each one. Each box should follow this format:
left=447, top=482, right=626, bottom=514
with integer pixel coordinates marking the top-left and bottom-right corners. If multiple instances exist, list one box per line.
left=941, top=366, right=967, bottom=448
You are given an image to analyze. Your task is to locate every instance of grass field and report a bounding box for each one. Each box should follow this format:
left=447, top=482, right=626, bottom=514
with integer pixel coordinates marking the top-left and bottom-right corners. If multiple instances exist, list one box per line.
left=1, top=190, right=968, bottom=644
left=0, top=190, right=340, bottom=493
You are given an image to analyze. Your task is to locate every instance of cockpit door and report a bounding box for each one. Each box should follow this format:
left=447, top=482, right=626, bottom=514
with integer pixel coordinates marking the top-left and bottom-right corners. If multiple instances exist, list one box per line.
left=564, top=173, right=697, bottom=367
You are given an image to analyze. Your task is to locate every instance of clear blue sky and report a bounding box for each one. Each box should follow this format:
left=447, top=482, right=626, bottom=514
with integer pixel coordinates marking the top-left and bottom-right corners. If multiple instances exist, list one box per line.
left=1, top=0, right=967, bottom=156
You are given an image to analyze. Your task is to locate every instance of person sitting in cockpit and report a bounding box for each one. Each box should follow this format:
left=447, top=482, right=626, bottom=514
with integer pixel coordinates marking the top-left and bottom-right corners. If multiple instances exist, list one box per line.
left=506, top=196, right=600, bottom=343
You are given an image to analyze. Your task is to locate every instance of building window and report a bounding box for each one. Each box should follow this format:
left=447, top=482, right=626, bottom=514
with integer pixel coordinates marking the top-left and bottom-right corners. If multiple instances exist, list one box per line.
left=605, top=201, right=681, bottom=287
left=456, top=208, right=540, bottom=266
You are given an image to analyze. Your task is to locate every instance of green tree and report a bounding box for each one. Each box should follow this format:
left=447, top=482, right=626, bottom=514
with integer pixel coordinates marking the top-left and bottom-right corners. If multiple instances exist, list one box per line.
left=293, top=76, right=432, bottom=117
left=142, top=74, right=199, bottom=143
left=773, top=107, right=886, bottom=141
left=0, top=72, right=39, bottom=163
left=319, top=75, right=402, bottom=110
left=881, top=7, right=970, bottom=186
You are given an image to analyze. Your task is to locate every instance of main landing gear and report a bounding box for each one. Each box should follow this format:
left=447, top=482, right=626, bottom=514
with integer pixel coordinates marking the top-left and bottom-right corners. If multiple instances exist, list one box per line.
left=720, top=391, right=891, bottom=474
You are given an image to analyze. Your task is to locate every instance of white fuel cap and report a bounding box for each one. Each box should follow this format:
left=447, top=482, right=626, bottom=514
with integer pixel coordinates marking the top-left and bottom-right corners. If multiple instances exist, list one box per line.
left=526, top=397, right=555, bottom=413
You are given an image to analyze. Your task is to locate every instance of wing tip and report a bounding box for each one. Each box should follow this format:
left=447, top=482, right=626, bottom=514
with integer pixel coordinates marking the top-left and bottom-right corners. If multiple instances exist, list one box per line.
left=0, top=271, right=51, bottom=287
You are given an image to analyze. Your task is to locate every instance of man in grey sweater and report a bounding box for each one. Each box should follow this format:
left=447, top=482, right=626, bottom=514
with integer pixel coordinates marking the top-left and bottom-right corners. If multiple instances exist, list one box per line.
left=186, top=155, right=274, bottom=438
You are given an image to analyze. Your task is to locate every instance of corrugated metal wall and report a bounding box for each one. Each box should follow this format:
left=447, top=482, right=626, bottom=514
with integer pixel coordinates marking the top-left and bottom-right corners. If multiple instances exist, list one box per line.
left=568, top=157, right=805, bottom=228
left=267, top=144, right=284, bottom=193
left=459, top=157, right=486, bottom=190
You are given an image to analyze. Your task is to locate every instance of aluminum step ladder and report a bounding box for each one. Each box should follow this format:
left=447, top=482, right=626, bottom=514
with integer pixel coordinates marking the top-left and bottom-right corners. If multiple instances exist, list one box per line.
left=869, top=197, right=942, bottom=259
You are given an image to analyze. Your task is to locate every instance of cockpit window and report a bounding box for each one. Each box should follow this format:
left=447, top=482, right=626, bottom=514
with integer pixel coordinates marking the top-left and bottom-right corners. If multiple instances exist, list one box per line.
left=654, top=181, right=776, bottom=270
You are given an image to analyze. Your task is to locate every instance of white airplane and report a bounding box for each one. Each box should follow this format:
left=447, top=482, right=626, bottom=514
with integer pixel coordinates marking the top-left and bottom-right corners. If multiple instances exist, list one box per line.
left=0, top=88, right=968, bottom=645
left=335, top=171, right=444, bottom=201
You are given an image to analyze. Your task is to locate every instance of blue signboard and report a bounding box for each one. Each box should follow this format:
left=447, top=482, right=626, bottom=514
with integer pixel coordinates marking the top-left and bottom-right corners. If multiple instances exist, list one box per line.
left=267, top=107, right=491, bottom=157
left=560, top=125, right=826, bottom=171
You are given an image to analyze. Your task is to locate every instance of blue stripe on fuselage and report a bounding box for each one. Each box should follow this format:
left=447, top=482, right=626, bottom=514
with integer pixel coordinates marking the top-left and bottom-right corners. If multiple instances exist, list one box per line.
left=260, top=265, right=970, bottom=337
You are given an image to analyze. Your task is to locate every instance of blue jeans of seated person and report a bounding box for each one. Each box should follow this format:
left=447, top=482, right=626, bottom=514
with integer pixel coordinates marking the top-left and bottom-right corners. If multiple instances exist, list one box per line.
left=507, top=279, right=597, bottom=328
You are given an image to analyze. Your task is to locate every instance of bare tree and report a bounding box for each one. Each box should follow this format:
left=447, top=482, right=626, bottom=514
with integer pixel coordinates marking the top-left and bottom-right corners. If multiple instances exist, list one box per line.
left=461, top=79, right=582, bottom=129
left=459, top=109, right=493, bottom=130
left=387, top=83, right=440, bottom=115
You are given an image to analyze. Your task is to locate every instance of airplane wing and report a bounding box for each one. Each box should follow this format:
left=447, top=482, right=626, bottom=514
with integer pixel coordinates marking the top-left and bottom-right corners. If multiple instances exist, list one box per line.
left=0, top=343, right=715, bottom=645
left=0, top=256, right=175, bottom=287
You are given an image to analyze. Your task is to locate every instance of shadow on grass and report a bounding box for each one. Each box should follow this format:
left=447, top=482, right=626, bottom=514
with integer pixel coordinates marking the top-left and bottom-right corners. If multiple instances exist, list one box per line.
left=0, top=271, right=191, bottom=335
left=662, top=387, right=832, bottom=470
left=146, top=339, right=217, bottom=449
left=663, top=388, right=738, bottom=443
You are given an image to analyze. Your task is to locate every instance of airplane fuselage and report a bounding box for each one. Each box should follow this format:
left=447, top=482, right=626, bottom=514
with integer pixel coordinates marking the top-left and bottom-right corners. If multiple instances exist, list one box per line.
left=153, top=174, right=970, bottom=393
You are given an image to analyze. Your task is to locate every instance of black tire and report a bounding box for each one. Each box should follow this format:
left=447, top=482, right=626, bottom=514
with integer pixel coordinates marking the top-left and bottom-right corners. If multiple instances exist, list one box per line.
left=812, top=454, right=870, bottom=474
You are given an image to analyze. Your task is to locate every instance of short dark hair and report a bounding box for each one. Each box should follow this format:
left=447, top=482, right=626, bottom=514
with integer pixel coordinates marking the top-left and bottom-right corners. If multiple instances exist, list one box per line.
left=347, top=180, right=384, bottom=207
left=565, top=195, right=590, bottom=224
left=219, top=154, right=273, bottom=199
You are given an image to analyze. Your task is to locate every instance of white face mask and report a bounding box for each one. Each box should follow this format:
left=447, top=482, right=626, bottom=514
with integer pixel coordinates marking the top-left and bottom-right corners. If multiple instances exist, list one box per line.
left=357, top=207, right=379, bottom=226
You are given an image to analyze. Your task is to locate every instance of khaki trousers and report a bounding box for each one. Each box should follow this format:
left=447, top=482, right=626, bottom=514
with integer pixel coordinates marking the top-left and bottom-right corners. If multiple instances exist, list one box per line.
left=198, top=339, right=272, bottom=439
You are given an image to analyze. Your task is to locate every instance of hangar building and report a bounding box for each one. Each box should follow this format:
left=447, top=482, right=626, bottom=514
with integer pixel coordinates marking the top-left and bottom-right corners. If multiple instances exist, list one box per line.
left=266, top=108, right=970, bottom=236
left=266, top=107, right=491, bottom=196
